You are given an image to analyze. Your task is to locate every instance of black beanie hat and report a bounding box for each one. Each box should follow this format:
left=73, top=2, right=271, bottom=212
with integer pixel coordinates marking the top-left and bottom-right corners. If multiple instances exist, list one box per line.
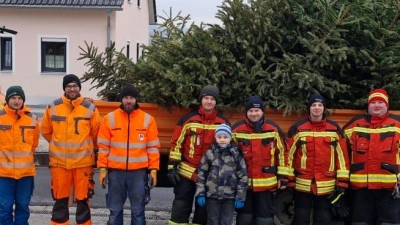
left=120, top=84, right=139, bottom=100
left=6, top=86, right=25, bottom=103
left=307, top=94, right=325, bottom=109
left=63, top=74, right=81, bottom=90
left=245, top=95, right=264, bottom=112
left=199, top=85, right=219, bottom=102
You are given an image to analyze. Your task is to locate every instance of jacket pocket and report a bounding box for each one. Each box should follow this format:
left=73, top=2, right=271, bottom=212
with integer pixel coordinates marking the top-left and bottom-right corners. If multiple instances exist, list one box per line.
left=380, top=132, right=397, bottom=153
left=350, top=162, right=365, bottom=173
left=355, top=132, right=369, bottom=154
left=381, top=162, right=398, bottom=174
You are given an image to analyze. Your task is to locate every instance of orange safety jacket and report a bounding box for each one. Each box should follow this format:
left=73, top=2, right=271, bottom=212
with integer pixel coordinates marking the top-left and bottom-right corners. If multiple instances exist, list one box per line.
left=41, top=95, right=100, bottom=169
left=287, top=118, right=349, bottom=195
left=343, top=113, right=400, bottom=190
left=169, top=107, right=229, bottom=180
left=232, top=118, right=288, bottom=192
left=97, top=107, right=160, bottom=170
left=0, top=105, right=39, bottom=179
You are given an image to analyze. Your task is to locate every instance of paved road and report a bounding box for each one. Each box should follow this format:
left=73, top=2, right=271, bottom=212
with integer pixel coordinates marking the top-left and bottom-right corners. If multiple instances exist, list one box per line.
left=29, top=167, right=175, bottom=224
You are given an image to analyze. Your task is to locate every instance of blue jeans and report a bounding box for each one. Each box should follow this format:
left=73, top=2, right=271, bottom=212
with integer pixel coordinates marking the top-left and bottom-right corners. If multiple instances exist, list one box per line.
left=0, top=176, right=34, bottom=225
left=106, top=169, right=147, bottom=225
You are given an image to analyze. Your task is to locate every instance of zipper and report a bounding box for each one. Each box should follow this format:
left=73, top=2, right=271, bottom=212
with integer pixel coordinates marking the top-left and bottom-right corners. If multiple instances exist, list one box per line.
left=126, top=113, right=130, bottom=170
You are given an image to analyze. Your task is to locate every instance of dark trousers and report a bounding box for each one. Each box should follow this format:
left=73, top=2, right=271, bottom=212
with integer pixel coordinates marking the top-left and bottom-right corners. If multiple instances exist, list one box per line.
left=352, top=189, right=400, bottom=224
left=169, top=176, right=207, bottom=225
left=206, top=198, right=235, bottom=225
left=292, top=191, right=332, bottom=225
left=236, top=190, right=276, bottom=224
left=106, top=169, right=147, bottom=225
left=0, top=176, right=34, bottom=225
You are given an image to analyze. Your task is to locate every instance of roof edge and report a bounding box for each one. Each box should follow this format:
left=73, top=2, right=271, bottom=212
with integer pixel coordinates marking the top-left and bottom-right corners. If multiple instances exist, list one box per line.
left=0, top=5, right=123, bottom=10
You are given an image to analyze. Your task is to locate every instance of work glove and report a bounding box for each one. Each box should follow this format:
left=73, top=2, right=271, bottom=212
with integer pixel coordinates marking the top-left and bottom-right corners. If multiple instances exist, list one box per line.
left=392, top=178, right=400, bottom=199
left=234, top=200, right=245, bottom=209
left=167, top=162, right=180, bottom=186
left=149, top=170, right=157, bottom=188
left=327, top=186, right=349, bottom=218
left=99, top=168, right=108, bottom=189
left=197, top=196, right=206, bottom=207
left=278, top=175, right=288, bottom=189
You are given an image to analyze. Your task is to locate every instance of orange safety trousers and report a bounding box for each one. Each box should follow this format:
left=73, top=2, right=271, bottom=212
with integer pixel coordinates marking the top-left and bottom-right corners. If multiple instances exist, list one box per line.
left=50, top=166, right=94, bottom=225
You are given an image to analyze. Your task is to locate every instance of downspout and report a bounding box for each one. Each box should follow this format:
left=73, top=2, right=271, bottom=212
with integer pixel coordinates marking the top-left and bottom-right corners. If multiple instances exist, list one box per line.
left=107, top=9, right=111, bottom=47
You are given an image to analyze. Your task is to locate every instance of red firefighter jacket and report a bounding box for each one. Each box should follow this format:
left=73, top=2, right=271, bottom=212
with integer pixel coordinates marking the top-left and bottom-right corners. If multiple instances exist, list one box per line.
left=288, top=118, right=349, bottom=195
left=97, top=107, right=160, bottom=171
left=343, top=113, right=400, bottom=190
left=232, top=118, right=288, bottom=192
left=169, top=107, right=229, bottom=180
left=0, top=105, right=39, bottom=179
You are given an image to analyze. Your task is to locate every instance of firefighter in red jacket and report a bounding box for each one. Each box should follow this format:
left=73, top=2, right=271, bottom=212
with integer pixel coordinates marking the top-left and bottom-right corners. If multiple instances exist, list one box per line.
left=232, top=95, right=288, bottom=225
left=288, top=94, right=350, bottom=225
left=343, top=89, right=400, bottom=224
left=167, top=85, right=230, bottom=225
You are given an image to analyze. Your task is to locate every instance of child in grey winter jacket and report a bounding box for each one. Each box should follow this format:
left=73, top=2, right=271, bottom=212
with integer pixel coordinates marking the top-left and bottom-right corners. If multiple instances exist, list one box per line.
left=195, top=124, right=248, bottom=225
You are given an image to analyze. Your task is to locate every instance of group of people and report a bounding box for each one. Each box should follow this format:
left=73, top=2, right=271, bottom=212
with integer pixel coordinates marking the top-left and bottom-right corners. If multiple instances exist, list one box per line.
left=0, top=74, right=160, bottom=225
left=0, top=76, right=399, bottom=225
left=167, top=86, right=400, bottom=225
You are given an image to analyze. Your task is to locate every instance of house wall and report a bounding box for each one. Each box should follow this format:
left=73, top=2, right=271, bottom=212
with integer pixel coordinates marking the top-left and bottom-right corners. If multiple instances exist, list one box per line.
left=0, top=4, right=151, bottom=104
left=113, top=0, right=150, bottom=62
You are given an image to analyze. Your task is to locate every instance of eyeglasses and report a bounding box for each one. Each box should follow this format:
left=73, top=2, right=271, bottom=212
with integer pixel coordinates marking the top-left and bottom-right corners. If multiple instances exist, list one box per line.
left=65, top=85, right=79, bottom=90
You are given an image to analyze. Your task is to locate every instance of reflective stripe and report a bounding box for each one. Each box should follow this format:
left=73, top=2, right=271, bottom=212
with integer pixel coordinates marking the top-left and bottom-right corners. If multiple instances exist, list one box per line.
left=98, top=148, right=110, bottom=154
left=249, top=177, right=277, bottom=187
left=345, top=126, right=400, bottom=138
left=144, top=113, right=150, bottom=128
left=0, top=161, right=34, bottom=168
left=108, top=112, right=115, bottom=127
left=178, top=162, right=196, bottom=178
left=51, top=115, right=66, bottom=121
left=350, top=174, right=397, bottom=183
left=81, top=100, right=95, bottom=118
left=277, top=166, right=289, bottom=176
left=50, top=98, right=62, bottom=116
left=0, top=151, right=32, bottom=157
left=147, top=139, right=160, bottom=147
left=98, top=138, right=111, bottom=146
left=168, top=220, right=189, bottom=225
left=109, top=141, right=146, bottom=149
left=300, top=137, right=307, bottom=169
left=337, top=169, right=349, bottom=179
left=51, top=139, right=93, bottom=148
left=0, top=125, right=12, bottom=130
left=108, top=155, right=148, bottom=163
left=147, top=147, right=159, bottom=154
left=50, top=149, right=93, bottom=159
left=169, top=151, right=181, bottom=161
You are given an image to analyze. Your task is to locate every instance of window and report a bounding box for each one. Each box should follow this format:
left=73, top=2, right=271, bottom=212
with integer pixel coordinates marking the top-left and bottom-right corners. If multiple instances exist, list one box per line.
left=137, top=0, right=140, bottom=8
left=0, top=37, right=12, bottom=71
left=126, top=42, right=130, bottom=58
left=136, top=42, right=140, bottom=61
left=41, top=38, right=66, bottom=72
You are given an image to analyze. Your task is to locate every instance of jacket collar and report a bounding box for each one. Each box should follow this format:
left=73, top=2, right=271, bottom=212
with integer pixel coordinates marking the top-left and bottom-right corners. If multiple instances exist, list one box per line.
left=3, top=104, right=31, bottom=118
left=62, top=95, right=83, bottom=108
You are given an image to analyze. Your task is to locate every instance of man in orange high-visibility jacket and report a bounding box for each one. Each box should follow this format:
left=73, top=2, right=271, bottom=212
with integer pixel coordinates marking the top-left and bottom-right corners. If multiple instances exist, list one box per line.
left=41, top=74, right=101, bottom=225
left=232, top=95, right=288, bottom=225
left=288, top=95, right=350, bottom=225
left=167, top=85, right=230, bottom=225
left=97, top=84, right=160, bottom=225
left=0, top=86, right=39, bottom=224
left=343, top=89, right=400, bottom=224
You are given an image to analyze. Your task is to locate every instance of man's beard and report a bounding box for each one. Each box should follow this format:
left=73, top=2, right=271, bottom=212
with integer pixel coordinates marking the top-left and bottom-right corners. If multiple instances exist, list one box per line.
left=123, top=104, right=135, bottom=113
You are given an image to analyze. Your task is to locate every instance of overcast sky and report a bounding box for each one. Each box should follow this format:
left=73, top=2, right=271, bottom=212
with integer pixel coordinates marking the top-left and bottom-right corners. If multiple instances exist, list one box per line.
left=156, top=0, right=224, bottom=24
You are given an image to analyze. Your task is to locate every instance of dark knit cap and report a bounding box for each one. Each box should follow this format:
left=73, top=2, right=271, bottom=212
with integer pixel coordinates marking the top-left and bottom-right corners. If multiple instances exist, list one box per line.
left=6, top=86, right=25, bottom=103
left=245, top=95, right=264, bottom=112
left=307, top=94, right=325, bottom=109
left=120, top=84, right=139, bottom=100
left=199, top=85, right=219, bottom=102
left=63, top=74, right=81, bottom=90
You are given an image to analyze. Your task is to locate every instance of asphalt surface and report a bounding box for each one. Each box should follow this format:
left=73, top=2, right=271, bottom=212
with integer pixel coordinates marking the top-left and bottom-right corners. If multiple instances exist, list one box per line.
left=29, top=167, right=174, bottom=224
